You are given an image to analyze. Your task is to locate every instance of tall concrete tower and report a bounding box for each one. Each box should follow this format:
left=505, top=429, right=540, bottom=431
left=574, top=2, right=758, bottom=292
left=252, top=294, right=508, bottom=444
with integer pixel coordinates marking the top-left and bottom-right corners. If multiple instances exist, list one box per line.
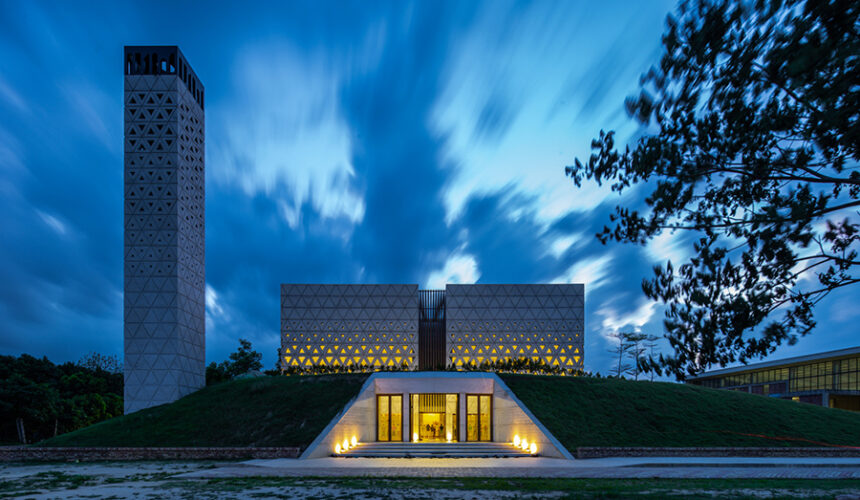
left=123, top=46, right=205, bottom=413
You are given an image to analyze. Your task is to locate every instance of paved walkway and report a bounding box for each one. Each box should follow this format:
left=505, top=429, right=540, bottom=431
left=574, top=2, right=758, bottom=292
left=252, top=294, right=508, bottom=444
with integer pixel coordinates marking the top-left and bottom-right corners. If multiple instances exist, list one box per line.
left=180, top=456, right=860, bottom=479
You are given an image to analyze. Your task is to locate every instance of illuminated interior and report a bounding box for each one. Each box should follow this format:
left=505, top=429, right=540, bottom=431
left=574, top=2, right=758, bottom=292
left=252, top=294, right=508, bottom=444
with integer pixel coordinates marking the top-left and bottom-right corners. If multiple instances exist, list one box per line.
left=689, top=351, right=860, bottom=411
left=377, top=394, right=403, bottom=442
left=409, top=393, right=459, bottom=442
left=466, top=394, right=492, bottom=441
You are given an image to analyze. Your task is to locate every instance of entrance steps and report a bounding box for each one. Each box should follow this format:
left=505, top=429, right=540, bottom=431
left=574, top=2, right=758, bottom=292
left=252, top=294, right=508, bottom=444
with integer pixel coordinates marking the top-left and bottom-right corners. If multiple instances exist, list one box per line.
left=336, top=442, right=534, bottom=458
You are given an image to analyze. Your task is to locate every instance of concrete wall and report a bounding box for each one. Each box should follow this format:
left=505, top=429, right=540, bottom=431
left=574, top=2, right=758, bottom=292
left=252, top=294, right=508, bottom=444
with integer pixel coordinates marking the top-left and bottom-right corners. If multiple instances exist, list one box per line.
left=302, top=372, right=571, bottom=459
left=281, top=284, right=419, bottom=370
left=446, top=284, right=585, bottom=371
left=493, top=376, right=572, bottom=459
left=301, top=376, right=378, bottom=459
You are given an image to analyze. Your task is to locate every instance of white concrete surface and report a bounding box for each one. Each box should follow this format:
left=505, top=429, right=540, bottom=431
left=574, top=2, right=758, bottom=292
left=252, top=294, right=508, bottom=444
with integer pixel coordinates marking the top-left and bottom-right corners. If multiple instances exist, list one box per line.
left=301, top=371, right=570, bottom=459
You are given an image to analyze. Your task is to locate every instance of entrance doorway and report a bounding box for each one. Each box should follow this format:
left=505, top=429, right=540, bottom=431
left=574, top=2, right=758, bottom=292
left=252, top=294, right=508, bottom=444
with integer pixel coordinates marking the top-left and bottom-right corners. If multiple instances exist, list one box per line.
left=466, top=394, right=492, bottom=441
left=377, top=394, right=402, bottom=441
left=410, top=393, right=458, bottom=442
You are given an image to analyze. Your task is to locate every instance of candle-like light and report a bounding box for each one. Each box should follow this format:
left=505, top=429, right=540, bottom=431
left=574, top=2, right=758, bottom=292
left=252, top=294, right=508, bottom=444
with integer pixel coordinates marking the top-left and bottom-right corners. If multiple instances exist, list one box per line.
left=351, top=436, right=357, bottom=447
left=413, top=432, right=419, bottom=442
left=530, top=442, right=537, bottom=455
left=335, top=443, right=342, bottom=454
left=343, top=438, right=350, bottom=450
left=446, top=432, right=452, bottom=442
left=513, top=435, right=521, bottom=447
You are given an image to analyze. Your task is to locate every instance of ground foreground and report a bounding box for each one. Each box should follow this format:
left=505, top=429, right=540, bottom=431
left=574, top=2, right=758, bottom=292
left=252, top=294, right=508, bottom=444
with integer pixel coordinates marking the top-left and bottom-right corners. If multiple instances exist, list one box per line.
left=2, top=459, right=860, bottom=499
left=39, top=373, right=860, bottom=449
left=501, top=374, right=860, bottom=448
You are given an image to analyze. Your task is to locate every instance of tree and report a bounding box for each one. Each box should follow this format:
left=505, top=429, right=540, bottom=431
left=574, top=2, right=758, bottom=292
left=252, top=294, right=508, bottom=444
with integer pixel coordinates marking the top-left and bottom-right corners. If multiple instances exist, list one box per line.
left=0, top=354, right=123, bottom=442
left=642, top=334, right=661, bottom=382
left=566, top=0, right=859, bottom=379
left=206, top=339, right=263, bottom=385
left=0, top=374, right=59, bottom=443
left=606, top=332, right=633, bottom=378
left=227, top=339, right=263, bottom=377
left=77, top=352, right=122, bottom=374
left=624, top=332, right=648, bottom=381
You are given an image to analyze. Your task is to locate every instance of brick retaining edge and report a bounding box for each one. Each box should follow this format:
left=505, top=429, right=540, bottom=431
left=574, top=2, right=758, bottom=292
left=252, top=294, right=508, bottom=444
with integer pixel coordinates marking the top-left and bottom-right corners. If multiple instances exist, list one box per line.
left=575, top=447, right=860, bottom=459
left=0, top=447, right=301, bottom=462
left=4, top=446, right=858, bottom=461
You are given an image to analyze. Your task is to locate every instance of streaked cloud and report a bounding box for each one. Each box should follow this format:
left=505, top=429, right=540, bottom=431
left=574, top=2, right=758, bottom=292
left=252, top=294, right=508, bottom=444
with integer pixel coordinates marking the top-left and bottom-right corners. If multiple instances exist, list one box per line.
left=0, top=0, right=852, bottom=377
left=211, top=44, right=364, bottom=229
left=596, top=298, right=659, bottom=338
left=0, top=76, right=26, bottom=112
left=552, top=255, right=613, bottom=294
left=426, top=253, right=480, bottom=289
left=35, top=210, right=68, bottom=236
left=546, top=233, right=583, bottom=260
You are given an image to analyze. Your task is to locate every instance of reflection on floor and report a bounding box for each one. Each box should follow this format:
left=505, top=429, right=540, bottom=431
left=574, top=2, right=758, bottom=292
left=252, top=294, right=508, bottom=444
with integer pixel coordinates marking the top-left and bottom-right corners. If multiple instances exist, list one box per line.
left=418, top=412, right=447, bottom=442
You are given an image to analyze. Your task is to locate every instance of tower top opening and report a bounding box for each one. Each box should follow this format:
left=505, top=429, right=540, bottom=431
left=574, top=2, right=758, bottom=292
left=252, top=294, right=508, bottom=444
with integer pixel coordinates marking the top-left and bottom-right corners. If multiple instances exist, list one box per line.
left=124, top=45, right=204, bottom=109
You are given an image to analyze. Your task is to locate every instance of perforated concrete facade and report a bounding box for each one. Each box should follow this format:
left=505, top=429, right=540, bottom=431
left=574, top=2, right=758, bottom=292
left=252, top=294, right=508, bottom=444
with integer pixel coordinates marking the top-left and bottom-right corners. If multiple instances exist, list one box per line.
left=123, top=47, right=205, bottom=413
left=446, top=284, right=584, bottom=370
left=280, top=283, right=585, bottom=372
left=280, top=284, right=419, bottom=370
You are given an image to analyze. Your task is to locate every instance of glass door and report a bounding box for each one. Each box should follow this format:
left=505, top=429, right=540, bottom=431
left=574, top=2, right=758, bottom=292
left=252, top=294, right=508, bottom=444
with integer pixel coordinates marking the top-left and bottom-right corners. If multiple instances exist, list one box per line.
left=445, top=394, right=458, bottom=442
left=410, top=393, right=459, bottom=442
left=466, top=394, right=492, bottom=441
left=377, top=394, right=402, bottom=441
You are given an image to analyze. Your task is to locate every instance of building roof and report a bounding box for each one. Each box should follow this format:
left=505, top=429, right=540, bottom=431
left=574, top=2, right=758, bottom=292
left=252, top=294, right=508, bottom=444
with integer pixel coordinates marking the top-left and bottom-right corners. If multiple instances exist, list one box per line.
left=688, top=346, right=860, bottom=381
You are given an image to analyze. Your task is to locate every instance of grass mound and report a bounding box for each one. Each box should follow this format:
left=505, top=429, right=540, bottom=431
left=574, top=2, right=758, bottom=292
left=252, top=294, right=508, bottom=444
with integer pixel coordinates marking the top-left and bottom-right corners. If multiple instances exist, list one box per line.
left=501, top=374, right=860, bottom=449
left=38, top=372, right=860, bottom=449
left=38, top=374, right=368, bottom=448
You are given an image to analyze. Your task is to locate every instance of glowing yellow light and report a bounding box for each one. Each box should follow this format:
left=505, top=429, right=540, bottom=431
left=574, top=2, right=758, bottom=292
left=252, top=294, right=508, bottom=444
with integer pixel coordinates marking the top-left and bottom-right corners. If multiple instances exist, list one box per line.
left=343, top=438, right=350, bottom=450
left=513, top=435, right=521, bottom=447
left=446, top=432, right=452, bottom=442
left=335, top=443, right=342, bottom=454
left=351, top=436, right=357, bottom=447
left=413, top=432, right=419, bottom=443
left=530, top=442, right=537, bottom=455
left=521, top=439, right=529, bottom=450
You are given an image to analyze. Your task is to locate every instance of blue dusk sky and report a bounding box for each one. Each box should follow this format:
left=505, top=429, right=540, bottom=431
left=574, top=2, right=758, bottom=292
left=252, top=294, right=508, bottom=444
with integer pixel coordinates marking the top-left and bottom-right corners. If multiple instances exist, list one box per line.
left=0, top=0, right=856, bottom=376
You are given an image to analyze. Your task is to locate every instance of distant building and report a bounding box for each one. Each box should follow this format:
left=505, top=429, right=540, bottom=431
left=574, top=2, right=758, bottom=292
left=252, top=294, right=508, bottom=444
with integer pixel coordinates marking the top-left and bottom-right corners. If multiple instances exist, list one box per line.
left=687, top=346, right=860, bottom=411
left=123, top=46, right=206, bottom=413
left=280, top=284, right=585, bottom=372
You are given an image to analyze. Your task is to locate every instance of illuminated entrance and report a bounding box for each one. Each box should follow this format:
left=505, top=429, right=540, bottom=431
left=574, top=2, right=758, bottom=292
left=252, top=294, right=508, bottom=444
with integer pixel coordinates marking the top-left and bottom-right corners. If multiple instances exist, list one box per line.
left=466, top=394, right=492, bottom=441
left=375, top=389, right=495, bottom=443
left=377, top=394, right=403, bottom=441
left=410, top=394, right=458, bottom=442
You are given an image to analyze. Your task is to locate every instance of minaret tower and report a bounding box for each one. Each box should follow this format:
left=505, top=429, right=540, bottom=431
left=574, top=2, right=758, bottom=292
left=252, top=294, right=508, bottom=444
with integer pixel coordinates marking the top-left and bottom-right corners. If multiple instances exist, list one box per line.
left=123, top=46, right=205, bottom=413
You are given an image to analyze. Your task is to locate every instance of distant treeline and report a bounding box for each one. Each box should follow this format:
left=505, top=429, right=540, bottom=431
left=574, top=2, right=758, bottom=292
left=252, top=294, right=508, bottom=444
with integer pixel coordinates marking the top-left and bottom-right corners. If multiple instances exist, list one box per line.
left=0, top=353, right=122, bottom=444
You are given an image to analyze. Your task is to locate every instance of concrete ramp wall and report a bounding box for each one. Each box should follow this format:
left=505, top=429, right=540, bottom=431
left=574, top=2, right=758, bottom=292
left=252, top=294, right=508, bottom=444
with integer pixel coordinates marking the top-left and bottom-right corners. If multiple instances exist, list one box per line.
left=302, top=372, right=572, bottom=459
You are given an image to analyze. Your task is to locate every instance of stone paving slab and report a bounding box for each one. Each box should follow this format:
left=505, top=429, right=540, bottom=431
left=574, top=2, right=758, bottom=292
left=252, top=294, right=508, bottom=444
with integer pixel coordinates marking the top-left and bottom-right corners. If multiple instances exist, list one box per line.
left=177, top=457, right=860, bottom=480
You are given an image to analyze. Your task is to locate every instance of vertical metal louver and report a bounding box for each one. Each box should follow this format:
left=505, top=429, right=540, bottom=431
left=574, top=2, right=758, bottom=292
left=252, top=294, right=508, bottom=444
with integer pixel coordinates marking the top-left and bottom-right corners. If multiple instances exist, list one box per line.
left=418, top=290, right=446, bottom=370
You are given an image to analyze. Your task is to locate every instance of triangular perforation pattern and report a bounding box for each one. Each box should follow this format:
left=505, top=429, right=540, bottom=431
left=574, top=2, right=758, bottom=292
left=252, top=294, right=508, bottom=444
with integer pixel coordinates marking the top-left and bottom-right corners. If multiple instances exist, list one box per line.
left=445, top=284, right=584, bottom=369
left=280, top=285, right=419, bottom=370
left=124, top=72, right=205, bottom=414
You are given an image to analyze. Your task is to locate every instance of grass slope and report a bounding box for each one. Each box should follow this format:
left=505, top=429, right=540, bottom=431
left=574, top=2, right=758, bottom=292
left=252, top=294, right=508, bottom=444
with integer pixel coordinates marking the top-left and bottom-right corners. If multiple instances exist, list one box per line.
left=39, top=374, right=368, bottom=448
left=39, top=373, right=860, bottom=449
left=501, top=374, right=860, bottom=448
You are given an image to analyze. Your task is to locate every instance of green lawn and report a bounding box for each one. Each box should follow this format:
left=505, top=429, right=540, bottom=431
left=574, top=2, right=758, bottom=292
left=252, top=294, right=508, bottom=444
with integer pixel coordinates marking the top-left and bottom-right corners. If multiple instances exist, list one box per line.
left=37, top=372, right=860, bottom=449
left=38, top=374, right=368, bottom=448
left=500, top=374, right=860, bottom=448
